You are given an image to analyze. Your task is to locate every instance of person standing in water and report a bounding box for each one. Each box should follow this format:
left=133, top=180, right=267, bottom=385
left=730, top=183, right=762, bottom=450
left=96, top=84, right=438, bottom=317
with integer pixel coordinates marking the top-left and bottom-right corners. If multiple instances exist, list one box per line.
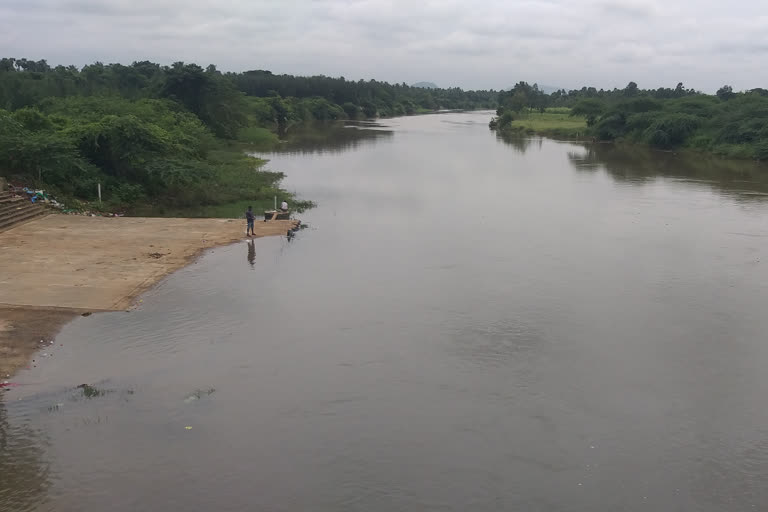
left=245, top=206, right=255, bottom=236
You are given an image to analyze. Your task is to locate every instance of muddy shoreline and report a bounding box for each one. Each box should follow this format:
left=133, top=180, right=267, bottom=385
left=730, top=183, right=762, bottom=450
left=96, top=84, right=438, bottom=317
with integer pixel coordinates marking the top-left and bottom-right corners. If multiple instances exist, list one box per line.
left=0, top=215, right=297, bottom=378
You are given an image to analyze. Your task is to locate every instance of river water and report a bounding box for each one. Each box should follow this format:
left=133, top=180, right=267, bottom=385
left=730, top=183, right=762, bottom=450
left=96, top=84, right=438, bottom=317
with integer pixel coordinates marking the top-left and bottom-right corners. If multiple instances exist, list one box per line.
left=3, top=111, right=768, bottom=511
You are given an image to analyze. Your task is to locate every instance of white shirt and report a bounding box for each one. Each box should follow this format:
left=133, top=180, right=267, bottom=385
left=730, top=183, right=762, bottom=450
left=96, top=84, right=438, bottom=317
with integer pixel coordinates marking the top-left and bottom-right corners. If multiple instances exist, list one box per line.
left=281, top=201, right=288, bottom=210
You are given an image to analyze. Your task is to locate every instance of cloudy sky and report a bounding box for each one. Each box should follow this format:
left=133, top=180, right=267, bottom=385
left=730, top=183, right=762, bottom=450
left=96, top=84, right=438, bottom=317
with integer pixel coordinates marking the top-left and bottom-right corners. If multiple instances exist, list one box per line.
left=1, top=0, right=767, bottom=92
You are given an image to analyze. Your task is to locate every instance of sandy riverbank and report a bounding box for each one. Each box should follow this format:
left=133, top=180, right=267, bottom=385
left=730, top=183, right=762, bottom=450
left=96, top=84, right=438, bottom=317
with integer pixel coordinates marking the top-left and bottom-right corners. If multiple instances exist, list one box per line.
left=0, top=214, right=297, bottom=378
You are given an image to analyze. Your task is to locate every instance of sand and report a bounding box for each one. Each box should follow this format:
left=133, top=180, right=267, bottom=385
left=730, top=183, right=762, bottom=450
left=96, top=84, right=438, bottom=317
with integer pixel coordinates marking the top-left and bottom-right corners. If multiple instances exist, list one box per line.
left=0, top=214, right=297, bottom=378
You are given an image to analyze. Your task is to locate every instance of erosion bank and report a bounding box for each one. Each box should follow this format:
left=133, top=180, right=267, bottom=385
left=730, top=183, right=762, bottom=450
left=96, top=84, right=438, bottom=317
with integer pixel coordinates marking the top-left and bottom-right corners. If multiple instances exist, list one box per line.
left=0, top=214, right=297, bottom=378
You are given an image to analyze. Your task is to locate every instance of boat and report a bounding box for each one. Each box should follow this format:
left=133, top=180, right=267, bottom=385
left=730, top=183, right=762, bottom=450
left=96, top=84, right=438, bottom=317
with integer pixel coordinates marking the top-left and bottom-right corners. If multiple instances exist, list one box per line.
left=264, top=210, right=290, bottom=221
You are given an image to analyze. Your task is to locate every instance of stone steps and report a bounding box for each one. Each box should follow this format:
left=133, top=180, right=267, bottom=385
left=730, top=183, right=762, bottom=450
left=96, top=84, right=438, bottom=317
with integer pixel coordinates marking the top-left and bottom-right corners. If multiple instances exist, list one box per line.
left=0, top=198, right=47, bottom=233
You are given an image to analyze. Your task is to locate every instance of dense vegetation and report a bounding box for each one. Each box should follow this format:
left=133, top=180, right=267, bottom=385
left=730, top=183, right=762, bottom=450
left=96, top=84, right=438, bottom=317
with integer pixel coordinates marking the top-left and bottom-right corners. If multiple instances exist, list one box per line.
left=0, top=58, right=496, bottom=213
left=4, top=54, right=766, bottom=214
left=492, top=81, right=768, bottom=160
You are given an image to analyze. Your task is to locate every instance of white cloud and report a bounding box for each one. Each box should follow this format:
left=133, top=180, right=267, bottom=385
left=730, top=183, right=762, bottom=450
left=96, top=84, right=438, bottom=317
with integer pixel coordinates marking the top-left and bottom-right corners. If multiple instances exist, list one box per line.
left=1, top=0, right=766, bottom=92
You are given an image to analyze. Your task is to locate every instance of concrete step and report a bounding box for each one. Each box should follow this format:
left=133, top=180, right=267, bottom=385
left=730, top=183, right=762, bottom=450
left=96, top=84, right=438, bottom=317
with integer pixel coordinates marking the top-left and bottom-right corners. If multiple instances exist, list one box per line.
left=0, top=203, right=43, bottom=221
left=0, top=205, right=47, bottom=232
left=0, top=195, right=23, bottom=205
left=0, top=201, right=32, bottom=216
left=0, top=210, right=47, bottom=233
left=0, top=201, right=43, bottom=217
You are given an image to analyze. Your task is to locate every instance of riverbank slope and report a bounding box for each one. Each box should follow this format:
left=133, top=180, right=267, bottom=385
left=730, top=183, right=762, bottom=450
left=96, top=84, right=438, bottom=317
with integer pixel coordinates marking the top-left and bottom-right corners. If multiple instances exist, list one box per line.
left=0, top=215, right=297, bottom=378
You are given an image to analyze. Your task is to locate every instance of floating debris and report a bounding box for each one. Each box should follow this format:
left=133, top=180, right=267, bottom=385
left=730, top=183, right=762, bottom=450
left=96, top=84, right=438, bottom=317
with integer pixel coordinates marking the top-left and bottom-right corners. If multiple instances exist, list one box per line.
left=77, top=383, right=110, bottom=398
left=183, top=388, right=216, bottom=403
left=48, top=402, right=65, bottom=412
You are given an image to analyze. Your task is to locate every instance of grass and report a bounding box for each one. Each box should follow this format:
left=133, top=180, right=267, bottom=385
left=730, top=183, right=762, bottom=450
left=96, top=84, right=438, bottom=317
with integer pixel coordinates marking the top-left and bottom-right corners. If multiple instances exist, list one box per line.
left=130, top=144, right=314, bottom=217
left=237, top=126, right=280, bottom=146
left=499, top=110, right=588, bottom=137
left=541, top=107, right=573, bottom=115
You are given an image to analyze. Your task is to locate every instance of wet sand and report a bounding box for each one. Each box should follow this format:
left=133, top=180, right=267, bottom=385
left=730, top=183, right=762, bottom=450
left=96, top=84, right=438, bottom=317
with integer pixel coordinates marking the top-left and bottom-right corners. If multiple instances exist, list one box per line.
left=0, top=215, right=297, bottom=377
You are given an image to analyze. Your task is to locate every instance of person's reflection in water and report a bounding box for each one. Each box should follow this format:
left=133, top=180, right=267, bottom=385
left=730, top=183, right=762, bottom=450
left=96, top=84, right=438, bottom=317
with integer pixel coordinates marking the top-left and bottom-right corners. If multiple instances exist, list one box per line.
left=247, top=239, right=255, bottom=268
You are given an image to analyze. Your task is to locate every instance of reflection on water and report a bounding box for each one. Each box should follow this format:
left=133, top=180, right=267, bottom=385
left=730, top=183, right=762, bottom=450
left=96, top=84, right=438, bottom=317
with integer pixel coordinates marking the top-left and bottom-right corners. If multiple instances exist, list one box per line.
left=496, top=129, right=768, bottom=200
left=567, top=142, right=768, bottom=200
left=4, top=111, right=768, bottom=512
left=268, top=120, right=393, bottom=155
left=494, top=131, right=543, bottom=154
left=246, top=239, right=255, bottom=267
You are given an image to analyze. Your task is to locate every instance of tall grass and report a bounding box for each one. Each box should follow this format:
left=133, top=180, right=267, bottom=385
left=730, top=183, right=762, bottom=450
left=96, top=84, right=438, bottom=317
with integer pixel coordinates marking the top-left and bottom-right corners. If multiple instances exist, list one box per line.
left=496, top=110, right=588, bottom=137
left=130, top=144, right=314, bottom=217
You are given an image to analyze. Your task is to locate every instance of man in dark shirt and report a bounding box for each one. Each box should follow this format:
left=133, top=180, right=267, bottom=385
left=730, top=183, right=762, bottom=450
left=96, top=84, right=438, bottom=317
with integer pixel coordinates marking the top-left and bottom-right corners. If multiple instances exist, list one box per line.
left=245, top=206, right=255, bottom=236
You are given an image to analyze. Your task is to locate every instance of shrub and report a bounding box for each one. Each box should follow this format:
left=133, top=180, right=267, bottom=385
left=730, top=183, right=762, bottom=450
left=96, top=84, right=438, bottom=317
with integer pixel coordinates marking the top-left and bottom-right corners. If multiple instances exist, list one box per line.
left=642, top=113, right=701, bottom=148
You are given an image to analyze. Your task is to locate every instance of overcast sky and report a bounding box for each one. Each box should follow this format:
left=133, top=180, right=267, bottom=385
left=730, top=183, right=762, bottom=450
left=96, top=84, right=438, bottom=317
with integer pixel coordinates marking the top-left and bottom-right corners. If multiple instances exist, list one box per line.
left=1, top=0, right=766, bottom=92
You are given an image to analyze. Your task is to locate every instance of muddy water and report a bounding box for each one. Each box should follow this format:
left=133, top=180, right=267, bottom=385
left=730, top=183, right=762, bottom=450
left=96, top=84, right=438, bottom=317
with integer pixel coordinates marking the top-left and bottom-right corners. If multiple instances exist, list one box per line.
left=3, top=111, right=768, bottom=511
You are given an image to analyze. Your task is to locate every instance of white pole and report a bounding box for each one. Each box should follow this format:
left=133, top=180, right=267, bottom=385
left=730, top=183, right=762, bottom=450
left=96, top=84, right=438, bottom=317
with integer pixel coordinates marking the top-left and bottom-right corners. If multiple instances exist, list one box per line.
left=274, top=196, right=277, bottom=210
left=98, top=183, right=102, bottom=204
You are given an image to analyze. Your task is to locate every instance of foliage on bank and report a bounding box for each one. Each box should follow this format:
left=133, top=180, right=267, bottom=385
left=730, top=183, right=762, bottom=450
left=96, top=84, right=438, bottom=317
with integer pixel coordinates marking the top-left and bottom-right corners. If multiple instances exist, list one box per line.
left=0, top=57, right=496, bottom=212
left=489, top=108, right=587, bottom=137
left=491, top=81, right=768, bottom=160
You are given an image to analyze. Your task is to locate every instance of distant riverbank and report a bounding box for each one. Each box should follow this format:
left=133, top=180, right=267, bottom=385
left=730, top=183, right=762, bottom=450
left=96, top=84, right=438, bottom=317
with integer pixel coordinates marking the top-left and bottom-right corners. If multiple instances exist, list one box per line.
left=491, top=109, right=768, bottom=164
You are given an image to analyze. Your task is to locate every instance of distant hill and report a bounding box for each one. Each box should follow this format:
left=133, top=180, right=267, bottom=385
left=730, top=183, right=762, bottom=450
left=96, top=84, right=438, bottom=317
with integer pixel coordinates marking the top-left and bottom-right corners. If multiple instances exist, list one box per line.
left=412, top=81, right=438, bottom=89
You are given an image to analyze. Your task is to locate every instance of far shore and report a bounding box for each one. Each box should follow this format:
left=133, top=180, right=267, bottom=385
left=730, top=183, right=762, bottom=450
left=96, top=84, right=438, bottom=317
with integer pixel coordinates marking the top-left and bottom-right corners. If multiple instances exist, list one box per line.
left=0, top=214, right=297, bottom=378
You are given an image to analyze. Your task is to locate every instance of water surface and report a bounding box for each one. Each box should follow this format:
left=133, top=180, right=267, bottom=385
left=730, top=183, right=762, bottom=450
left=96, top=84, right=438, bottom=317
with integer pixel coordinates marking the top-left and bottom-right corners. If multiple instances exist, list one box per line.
left=3, top=111, right=768, bottom=511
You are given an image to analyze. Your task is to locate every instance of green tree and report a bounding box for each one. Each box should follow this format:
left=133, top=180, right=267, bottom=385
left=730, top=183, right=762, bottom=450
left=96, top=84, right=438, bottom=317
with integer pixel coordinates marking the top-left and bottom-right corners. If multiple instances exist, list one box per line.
left=624, top=81, right=639, bottom=97
left=160, top=62, right=247, bottom=138
left=341, top=102, right=359, bottom=119
left=570, top=99, right=604, bottom=126
left=716, top=85, right=735, bottom=101
left=361, top=101, right=377, bottom=118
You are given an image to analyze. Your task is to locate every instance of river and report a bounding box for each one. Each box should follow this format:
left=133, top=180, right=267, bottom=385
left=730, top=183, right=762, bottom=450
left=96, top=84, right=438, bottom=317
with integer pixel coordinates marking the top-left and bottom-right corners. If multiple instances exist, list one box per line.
left=2, top=111, right=768, bottom=511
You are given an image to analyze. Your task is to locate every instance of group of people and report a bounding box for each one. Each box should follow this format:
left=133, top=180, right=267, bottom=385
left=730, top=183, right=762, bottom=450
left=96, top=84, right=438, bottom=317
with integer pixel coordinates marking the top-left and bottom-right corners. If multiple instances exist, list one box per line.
left=245, top=200, right=289, bottom=237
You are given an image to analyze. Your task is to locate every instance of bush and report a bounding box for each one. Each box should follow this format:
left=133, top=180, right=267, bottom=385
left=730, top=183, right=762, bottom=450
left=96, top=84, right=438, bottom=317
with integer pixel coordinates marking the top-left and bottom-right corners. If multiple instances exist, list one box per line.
left=341, top=102, right=359, bottom=119
left=111, top=183, right=146, bottom=204
left=711, top=144, right=755, bottom=159
left=626, top=112, right=660, bottom=134
left=754, top=140, right=768, bottom=160
left=498, top=111, right=515, bottom=128
left=618, top=98, right=663, bottom=114
left=642, top=113, right=701, bottom=148
left=595, top=113, right=627, bottom=140
left=687, top=134, right=713, bottom=149
left=237, top=126, right=279, bottom=146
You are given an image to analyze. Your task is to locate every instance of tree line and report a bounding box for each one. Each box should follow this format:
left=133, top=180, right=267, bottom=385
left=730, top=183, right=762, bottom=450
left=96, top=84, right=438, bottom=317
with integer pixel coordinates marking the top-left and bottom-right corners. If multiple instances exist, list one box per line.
left=0, top=58, right=497, bottom=210
left=494, top=81, right=768, bottom=160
